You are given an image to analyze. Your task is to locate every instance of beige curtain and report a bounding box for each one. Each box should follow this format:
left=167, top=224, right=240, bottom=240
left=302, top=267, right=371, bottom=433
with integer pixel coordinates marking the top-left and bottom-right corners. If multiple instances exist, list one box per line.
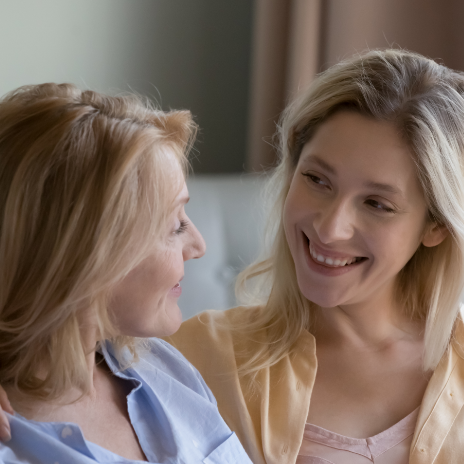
left=247, top=0, right=464, bottom=171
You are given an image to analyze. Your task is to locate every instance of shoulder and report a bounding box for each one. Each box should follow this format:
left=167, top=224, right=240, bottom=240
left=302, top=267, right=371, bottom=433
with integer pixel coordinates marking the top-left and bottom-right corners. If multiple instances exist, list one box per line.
left=164, top=306, right=262, bottom=354
left=0, top=413, right=70, bottom=462
left=108, top=338, right=217, bottom=404
left=171, top=305, right=262, bottom=337
left=163, top=306, right=263, bottom=379
left=143, top=338, right=212, bottom=388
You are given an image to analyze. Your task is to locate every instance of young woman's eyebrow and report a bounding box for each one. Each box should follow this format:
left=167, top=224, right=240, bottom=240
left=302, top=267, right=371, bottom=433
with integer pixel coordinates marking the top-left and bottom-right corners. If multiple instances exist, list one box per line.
left=303, top=155, right=404, bottom=198
left=301, top=155, right=336, bottom=175
left=364, top=181, right=403, bottom=197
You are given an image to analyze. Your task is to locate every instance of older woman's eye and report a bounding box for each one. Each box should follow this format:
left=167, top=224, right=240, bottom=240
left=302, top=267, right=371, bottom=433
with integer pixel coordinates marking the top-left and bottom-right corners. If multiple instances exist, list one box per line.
left=174, top=220, right=189, bottom=235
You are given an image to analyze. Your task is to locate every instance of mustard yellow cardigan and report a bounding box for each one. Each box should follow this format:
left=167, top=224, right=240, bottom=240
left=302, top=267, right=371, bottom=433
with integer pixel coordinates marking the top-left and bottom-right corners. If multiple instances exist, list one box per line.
left=165, top=306, right=464, bottom=464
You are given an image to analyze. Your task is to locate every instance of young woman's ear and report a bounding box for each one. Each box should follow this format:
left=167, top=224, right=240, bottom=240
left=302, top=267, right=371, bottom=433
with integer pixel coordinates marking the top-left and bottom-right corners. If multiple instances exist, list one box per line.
left=422, top=221, right=449, bottom=247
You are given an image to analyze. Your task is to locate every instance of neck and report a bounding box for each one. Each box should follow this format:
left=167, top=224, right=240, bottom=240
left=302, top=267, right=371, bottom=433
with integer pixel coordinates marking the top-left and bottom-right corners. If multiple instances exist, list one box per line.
left=5, top=322, right=103, bottom=418
left=314, top=281, right=423, bottom=349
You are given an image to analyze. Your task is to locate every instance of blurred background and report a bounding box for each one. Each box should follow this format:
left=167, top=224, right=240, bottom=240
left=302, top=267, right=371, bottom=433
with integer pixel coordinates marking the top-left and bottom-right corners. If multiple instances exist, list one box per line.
left=1, top=0, right=463, bottom=316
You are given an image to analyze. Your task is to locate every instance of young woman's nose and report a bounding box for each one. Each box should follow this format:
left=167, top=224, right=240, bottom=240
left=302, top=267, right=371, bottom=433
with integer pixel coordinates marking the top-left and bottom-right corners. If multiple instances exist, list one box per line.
left=312, top=199, right=355, bottom=244
left=183, top=221, right=206, bottom=261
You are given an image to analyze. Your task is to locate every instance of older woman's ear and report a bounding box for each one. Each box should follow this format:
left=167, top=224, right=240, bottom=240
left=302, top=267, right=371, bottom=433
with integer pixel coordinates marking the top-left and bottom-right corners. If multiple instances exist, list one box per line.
left=422, top=222, right=449, bottom=248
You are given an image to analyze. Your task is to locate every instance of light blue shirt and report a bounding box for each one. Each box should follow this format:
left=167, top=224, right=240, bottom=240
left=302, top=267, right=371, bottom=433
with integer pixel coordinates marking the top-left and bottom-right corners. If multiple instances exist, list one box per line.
left=0, top=339, right=252, bottom=464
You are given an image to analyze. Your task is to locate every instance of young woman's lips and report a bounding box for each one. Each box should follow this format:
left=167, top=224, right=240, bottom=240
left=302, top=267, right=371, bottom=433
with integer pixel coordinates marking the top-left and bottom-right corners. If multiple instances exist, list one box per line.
left=169, top=282, right=182, bottom=297
left=303, top=236, right=367, bottom=277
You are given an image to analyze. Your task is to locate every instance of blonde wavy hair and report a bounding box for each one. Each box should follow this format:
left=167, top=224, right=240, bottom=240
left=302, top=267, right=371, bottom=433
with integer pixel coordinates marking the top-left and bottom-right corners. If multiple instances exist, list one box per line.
left=235, top=49, right=464, bottom=377
left=0, top=83, right=196, bottom=400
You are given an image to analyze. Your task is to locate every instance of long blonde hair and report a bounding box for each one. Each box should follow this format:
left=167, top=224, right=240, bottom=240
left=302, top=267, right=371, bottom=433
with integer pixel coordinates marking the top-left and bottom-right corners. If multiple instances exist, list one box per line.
left=235, top=49, right=464, bottom=377
left=0, top=83, right=196, bottom=400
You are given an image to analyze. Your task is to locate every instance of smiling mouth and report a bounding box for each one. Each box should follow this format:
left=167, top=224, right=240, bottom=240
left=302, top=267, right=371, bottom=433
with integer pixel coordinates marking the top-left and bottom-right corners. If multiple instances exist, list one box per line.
left=305, top=236, right=368, bottom=268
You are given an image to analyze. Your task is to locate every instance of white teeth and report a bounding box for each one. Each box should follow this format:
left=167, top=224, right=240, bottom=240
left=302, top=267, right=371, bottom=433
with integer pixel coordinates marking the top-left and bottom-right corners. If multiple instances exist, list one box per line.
left=309, top=242, right=361, bottom=267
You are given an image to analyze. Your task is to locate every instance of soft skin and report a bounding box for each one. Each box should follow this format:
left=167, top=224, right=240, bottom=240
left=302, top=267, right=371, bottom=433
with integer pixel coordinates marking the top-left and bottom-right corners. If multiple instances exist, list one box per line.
left=110, top=182, right=205, bottom=338
left=284, top=110, right=446, bottom=311
left=283, top=111, right=448, bottom=438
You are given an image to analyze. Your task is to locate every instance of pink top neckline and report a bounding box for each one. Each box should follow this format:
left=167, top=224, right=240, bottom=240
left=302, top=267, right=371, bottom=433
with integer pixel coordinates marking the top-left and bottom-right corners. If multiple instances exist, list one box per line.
left=298, top=408, right=419, bottom=463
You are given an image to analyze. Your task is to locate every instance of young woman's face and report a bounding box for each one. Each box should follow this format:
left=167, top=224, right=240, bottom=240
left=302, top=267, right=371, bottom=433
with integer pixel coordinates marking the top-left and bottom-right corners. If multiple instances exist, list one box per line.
left=109, top=175, right=206, bottom=338
left=283, top=111, right=437, bottom=309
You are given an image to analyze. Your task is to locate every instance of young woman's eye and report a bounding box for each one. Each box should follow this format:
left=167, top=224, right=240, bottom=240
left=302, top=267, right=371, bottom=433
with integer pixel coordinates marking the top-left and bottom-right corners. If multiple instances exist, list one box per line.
left=174, top=219, right=189, bottom=235
left=302, top=172, right=329, bottom=187
left=365, top=199, right=396, bottom=213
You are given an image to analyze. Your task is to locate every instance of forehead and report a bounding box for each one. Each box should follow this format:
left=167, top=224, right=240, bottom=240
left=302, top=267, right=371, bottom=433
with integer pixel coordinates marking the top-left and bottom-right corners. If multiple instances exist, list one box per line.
left=298, top=111, right=419, bottom=192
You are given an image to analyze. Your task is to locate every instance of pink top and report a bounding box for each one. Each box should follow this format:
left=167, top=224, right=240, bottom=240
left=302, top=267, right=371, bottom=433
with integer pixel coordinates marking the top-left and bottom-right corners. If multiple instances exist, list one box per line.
left=297, top=408, right=419, bottom=464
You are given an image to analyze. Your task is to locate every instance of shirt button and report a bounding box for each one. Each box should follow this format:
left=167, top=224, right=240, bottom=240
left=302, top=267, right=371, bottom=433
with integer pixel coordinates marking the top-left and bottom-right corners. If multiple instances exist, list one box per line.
left=61, top=426, right=73, bottom=439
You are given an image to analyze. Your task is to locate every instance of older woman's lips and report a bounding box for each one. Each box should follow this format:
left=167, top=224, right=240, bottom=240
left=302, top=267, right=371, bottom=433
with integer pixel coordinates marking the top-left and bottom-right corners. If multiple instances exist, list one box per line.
left=169, top=282, right=182, bottom=297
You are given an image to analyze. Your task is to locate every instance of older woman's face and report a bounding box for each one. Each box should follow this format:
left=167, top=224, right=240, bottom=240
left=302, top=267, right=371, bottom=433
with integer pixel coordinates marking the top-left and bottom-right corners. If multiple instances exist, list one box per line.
left=283, top=111, right=444, bottom=309
left=109, top=176, right=205, bottom=338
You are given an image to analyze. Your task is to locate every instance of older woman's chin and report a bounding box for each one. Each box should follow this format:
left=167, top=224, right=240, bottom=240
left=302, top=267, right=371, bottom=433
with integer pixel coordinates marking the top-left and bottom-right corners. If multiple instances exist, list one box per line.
left=127, top=304, right=184, bottom=339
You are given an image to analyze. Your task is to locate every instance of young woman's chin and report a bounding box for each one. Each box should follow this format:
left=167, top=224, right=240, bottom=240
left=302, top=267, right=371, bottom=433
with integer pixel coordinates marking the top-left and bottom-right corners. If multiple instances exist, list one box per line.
left=295, top=263, right=369, bottom=308
left=297, top=282, right=349, bottom=309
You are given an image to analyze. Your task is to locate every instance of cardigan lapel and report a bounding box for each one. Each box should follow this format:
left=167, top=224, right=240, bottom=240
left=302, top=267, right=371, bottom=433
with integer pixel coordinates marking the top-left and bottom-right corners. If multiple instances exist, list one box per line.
left=261, top=331, right=317, bottom=464
left=410, top=321, right=464, bottom=463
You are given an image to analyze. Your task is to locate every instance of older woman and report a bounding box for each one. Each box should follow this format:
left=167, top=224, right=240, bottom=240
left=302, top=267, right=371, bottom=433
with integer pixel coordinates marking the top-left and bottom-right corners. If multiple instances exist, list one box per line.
left=0, top=84, right=252, bottom=463
left=3, top=49, right=464, bottom=464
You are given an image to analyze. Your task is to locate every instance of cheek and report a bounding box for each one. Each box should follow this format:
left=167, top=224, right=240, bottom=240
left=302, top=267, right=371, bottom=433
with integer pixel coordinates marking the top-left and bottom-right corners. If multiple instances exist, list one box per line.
left=284, top=206, right=321, bottom=268
left=108, top=252, right=181, bottom=336
left=367, top=217, right=425, bottom=274
left=284, top=181, right=311, bottom=237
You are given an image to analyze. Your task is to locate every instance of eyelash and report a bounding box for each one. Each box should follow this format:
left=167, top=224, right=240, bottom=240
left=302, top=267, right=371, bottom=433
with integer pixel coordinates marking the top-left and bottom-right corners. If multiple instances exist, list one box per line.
left=303, top=173, right=328, bottom=186
left=174, top=220, right=189, bottom=235
left=364, top=199, right=396, bottom=214
left=302, top=172, right=397, bottom=214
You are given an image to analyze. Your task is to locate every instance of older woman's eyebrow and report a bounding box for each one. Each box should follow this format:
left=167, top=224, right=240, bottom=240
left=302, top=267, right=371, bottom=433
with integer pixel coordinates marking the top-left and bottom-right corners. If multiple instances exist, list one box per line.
left=177, top=195, right=190, bottom=205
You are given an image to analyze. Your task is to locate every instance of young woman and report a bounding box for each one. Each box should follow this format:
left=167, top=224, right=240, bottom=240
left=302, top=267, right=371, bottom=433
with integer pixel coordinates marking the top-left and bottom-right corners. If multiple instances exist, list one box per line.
left=163, top=49, right=464, bottom=464
left=0, top=84, right=252, bottom=463
left=2, top=49, right=464, bottom=464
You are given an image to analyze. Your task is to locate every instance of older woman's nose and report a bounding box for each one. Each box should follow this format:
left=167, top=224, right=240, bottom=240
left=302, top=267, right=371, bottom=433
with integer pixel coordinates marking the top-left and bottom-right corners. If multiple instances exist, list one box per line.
left=184, top=221, right=206, bottom=261
left=313, top=200, right=355, bottom=244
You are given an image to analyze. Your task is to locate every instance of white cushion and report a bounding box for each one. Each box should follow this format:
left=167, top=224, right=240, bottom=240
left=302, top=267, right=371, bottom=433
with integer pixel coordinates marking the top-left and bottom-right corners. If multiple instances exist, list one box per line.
left=179, top=174, right=266, bottom=319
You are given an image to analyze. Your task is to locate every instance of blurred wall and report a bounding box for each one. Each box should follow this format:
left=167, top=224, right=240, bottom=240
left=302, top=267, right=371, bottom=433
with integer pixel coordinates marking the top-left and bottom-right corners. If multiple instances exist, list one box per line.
left=247, top=0, right=464, bottom=170
left=321, top=0, right=464, bottom=71
left=0, top=0, right=254, bottom=173
left=247, top=0, right=321, bottom=170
